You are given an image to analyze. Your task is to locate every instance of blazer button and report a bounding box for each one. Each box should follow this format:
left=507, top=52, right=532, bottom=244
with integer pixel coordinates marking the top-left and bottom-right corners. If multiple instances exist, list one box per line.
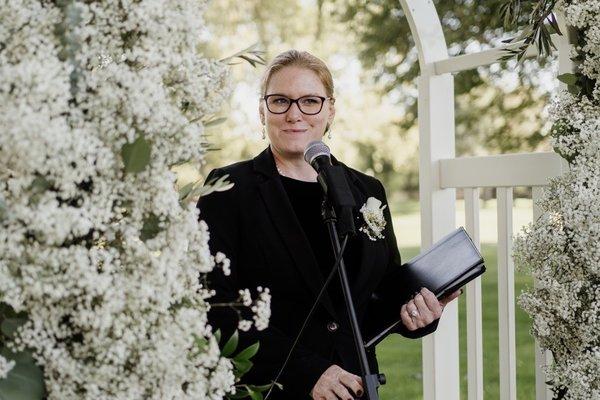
left=327, top=321, right=339, bottom=332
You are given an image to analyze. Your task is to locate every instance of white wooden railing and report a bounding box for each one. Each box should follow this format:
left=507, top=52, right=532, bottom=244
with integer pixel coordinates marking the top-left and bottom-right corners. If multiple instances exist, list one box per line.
left=441, top=153, right=567, bottom=400
left=398, top=0, right=573, bottom=399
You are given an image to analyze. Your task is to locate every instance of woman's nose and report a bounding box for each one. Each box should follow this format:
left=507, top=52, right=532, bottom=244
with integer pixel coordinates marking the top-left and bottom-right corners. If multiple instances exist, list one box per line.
left=285, top=101, right=303, bottom=121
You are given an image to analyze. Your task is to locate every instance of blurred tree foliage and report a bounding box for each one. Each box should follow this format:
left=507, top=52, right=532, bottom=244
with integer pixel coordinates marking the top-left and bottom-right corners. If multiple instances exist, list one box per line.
left=330, top=0, right=554, bottom=197
left=193, top=0, right=555, bottom=204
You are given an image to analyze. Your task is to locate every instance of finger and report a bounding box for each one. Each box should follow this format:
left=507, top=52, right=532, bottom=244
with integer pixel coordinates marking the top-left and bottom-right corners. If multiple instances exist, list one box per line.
left=406, top=299, right=418, bottom=315
left=339, top=373, right=363, bottom=397
left=413, top=293, right=434, bottom=324
left=332, top=382, right=354, bottom=400
left=401, top=304, right=417, bottom=331
left=420, top=287, right=443, bottom=318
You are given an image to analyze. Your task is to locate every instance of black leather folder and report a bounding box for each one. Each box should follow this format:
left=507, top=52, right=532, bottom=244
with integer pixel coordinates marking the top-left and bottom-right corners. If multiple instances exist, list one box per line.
left=365, top=227, right=485, bottom=348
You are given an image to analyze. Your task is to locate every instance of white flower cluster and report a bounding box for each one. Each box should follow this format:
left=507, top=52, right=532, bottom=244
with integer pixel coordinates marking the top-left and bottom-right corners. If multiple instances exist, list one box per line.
left=358, top=197, right=387, bottom=241
left=563, top=0, right=600, bottom=98
left=514, top=3, right=600, bottom=398
left=0, top=355, right=15, bottom=380
left=236, top=287, right=271, bottom=332
left=0, top=1, right=264, bottom=399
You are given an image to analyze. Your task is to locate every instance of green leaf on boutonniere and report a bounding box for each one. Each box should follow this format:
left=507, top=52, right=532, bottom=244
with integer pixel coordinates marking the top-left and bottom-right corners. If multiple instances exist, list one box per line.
left=121, top=136, right=151, bottom=173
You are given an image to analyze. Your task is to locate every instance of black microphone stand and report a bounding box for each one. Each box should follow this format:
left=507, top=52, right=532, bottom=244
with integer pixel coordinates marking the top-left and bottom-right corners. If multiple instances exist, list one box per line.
left=321, top=198, right=385, bottom=400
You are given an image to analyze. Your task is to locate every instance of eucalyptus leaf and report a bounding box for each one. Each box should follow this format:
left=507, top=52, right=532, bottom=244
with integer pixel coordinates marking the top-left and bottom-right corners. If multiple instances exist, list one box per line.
left=121, top=136, right=151, bottom=173
left=178, top=182, right=196, bottom=201
left=234, top=342, right=259, bottom=362
left=221, top=330, right=238, bottom=358
left=227, top=390, right=249, bottom=399
left=248, top=389, right=263, bottom=400
left=140, top=213, right=161, bottom=241
left=0, top=348, right=44, bottom=400
left=557, top=73, right=578, bottom=86
left=204, top=117, right=227, bottom=128
left=0, top=318, right=26, bottom=339
left=233, top=359, right=252, bottom=376
left=0, top=198, right=6, bottom=221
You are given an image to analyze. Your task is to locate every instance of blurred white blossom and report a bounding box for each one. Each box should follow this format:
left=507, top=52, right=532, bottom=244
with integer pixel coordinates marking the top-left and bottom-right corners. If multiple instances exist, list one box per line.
left=0, top=0, right=270, bottom=399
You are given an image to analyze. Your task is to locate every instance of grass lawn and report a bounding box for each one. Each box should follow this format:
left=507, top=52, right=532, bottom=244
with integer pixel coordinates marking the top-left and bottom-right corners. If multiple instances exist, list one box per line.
left=376, top=200, right=537, bottom=399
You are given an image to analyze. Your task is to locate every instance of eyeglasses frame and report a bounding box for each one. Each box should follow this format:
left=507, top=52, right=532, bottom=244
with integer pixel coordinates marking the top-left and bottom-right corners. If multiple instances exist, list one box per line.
left=262, top=94, right=334, bottom=115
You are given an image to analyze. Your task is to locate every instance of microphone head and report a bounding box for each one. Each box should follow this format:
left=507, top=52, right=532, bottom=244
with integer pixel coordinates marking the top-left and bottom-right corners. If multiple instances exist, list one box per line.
left=303, top=141, right=330, bottom=165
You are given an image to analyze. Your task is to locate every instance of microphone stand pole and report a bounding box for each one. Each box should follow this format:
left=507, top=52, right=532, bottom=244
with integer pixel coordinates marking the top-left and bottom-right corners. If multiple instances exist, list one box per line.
left=321, top=198, right=385, bottom=400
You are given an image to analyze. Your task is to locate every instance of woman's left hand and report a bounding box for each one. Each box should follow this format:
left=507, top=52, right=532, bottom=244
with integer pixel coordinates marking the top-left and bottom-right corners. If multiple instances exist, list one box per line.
left=400, top=287, right=462, bottom=331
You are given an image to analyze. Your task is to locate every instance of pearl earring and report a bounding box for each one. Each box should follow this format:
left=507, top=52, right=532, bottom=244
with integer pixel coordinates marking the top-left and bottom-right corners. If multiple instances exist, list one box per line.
left=261, top=126, right=266, bottom=140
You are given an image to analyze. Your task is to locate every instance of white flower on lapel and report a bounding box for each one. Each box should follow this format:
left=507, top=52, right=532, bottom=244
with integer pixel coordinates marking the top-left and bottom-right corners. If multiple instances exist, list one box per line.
left=359, top=197, right=387, bottom=241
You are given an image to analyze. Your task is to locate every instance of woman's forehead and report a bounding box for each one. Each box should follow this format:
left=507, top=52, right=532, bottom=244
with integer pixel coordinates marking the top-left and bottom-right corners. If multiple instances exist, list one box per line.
left=267, top=66, right=326, bottom=96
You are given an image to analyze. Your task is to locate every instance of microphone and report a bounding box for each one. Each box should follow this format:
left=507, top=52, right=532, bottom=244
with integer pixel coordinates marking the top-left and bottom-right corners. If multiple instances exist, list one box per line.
left=304, top=141, right=356, bottom=235
left=304, top=140, right=333, bottom=177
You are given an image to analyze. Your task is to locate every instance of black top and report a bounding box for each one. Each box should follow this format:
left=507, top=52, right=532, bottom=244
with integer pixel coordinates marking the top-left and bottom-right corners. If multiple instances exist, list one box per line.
left=279, top=175, right=361, bottom=314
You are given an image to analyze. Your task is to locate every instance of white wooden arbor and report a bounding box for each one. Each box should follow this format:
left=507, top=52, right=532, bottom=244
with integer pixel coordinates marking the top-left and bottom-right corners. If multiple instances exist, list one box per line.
left=398, top=1, right=572, bottom=399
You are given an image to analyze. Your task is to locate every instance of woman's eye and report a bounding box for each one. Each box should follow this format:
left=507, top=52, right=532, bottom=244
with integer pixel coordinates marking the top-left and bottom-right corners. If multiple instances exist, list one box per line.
left=301, top=98, right=319, bottom=105
left=273, top=98, right=289, bottom=104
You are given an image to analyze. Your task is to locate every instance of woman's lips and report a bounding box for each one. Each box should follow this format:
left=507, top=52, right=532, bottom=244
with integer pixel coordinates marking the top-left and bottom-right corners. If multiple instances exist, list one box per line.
left=283, top=129, right=307, bottom=133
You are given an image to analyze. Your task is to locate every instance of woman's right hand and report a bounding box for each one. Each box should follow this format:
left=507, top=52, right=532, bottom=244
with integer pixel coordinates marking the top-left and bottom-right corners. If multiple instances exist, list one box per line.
left=310, top=364, right=363, bottom=400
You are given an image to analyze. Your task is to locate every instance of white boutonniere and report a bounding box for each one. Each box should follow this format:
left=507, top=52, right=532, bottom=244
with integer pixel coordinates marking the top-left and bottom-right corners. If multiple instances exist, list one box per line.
left=359, top=197, right=387, bottom=241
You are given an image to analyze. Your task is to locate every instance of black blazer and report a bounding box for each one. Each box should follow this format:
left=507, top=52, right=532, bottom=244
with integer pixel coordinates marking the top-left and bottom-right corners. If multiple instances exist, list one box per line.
left=197, top=146, right=438, bottom=399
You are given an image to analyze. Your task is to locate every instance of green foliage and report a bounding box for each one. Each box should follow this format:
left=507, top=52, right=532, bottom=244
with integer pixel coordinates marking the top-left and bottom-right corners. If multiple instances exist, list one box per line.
left=140, top=213, right=161, bottom=241
left=0, top=305, right=45, bottom=400
left=220, top=44, right=266, bottom=67
left=0, top=348, right=45, bottom=400
left=500, top=0, right=559, bottom=62
left=0, top=198, right=6, bottom=221
left=209, top=330, right=282, bottom=400
left=121, top=136, right=151, bottom=174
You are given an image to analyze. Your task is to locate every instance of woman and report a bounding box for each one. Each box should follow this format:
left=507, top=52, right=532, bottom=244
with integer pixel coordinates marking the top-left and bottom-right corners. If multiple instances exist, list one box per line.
left=197, top=50, right=460, bottom=400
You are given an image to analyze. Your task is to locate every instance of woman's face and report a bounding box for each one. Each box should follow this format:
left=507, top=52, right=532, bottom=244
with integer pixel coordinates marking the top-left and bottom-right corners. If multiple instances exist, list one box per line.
left=260, top=66, right=335, bottom=160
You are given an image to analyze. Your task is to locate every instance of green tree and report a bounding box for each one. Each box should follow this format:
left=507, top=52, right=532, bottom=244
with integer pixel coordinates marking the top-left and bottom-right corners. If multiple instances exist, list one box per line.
left=331, top=0, right=554, bottom=195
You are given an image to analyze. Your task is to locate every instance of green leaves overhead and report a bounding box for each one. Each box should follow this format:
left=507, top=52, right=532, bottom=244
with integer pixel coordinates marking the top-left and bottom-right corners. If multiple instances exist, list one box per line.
left=121, top=136, right=151, bottom=174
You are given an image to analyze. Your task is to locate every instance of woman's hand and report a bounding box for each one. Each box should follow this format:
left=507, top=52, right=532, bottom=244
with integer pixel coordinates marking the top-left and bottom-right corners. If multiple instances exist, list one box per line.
left=400, top=287, right=462, bottom=331
left=311, top=364, right=363, bottom=400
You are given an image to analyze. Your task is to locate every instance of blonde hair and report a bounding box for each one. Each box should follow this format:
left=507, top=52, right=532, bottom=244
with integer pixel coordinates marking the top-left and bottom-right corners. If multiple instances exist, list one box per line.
left=260, top=50, right=335, bottom=98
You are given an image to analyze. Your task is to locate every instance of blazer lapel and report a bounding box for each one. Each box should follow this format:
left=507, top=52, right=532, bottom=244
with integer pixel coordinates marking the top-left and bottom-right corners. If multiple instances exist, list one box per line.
left=254, top=147, right=338, bottom=319
left=334, top=158, right=388, bottom=306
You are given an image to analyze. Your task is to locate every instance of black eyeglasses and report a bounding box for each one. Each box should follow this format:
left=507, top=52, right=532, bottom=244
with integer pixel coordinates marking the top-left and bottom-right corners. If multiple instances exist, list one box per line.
left=263, top=94, right=332, bottom=115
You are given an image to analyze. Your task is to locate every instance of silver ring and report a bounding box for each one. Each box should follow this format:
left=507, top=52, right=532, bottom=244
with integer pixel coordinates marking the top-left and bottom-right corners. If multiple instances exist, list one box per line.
left=410, top=309, right=419, bottom=318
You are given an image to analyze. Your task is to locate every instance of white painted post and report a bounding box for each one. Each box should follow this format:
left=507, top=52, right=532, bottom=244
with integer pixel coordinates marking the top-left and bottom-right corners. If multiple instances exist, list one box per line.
left=464, top=188, right=484, bottom=400
left=399, top=2, right=460, bottom=399
left=497, top=187, right=516, bottom=400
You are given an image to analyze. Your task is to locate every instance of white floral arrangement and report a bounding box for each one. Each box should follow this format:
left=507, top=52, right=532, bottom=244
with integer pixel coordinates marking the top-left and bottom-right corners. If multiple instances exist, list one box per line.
left=512, top=1, right=600, bottom=399
left=0, top=1, right=269, bottom=399
left=358, top=197, right=387, bottom=241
